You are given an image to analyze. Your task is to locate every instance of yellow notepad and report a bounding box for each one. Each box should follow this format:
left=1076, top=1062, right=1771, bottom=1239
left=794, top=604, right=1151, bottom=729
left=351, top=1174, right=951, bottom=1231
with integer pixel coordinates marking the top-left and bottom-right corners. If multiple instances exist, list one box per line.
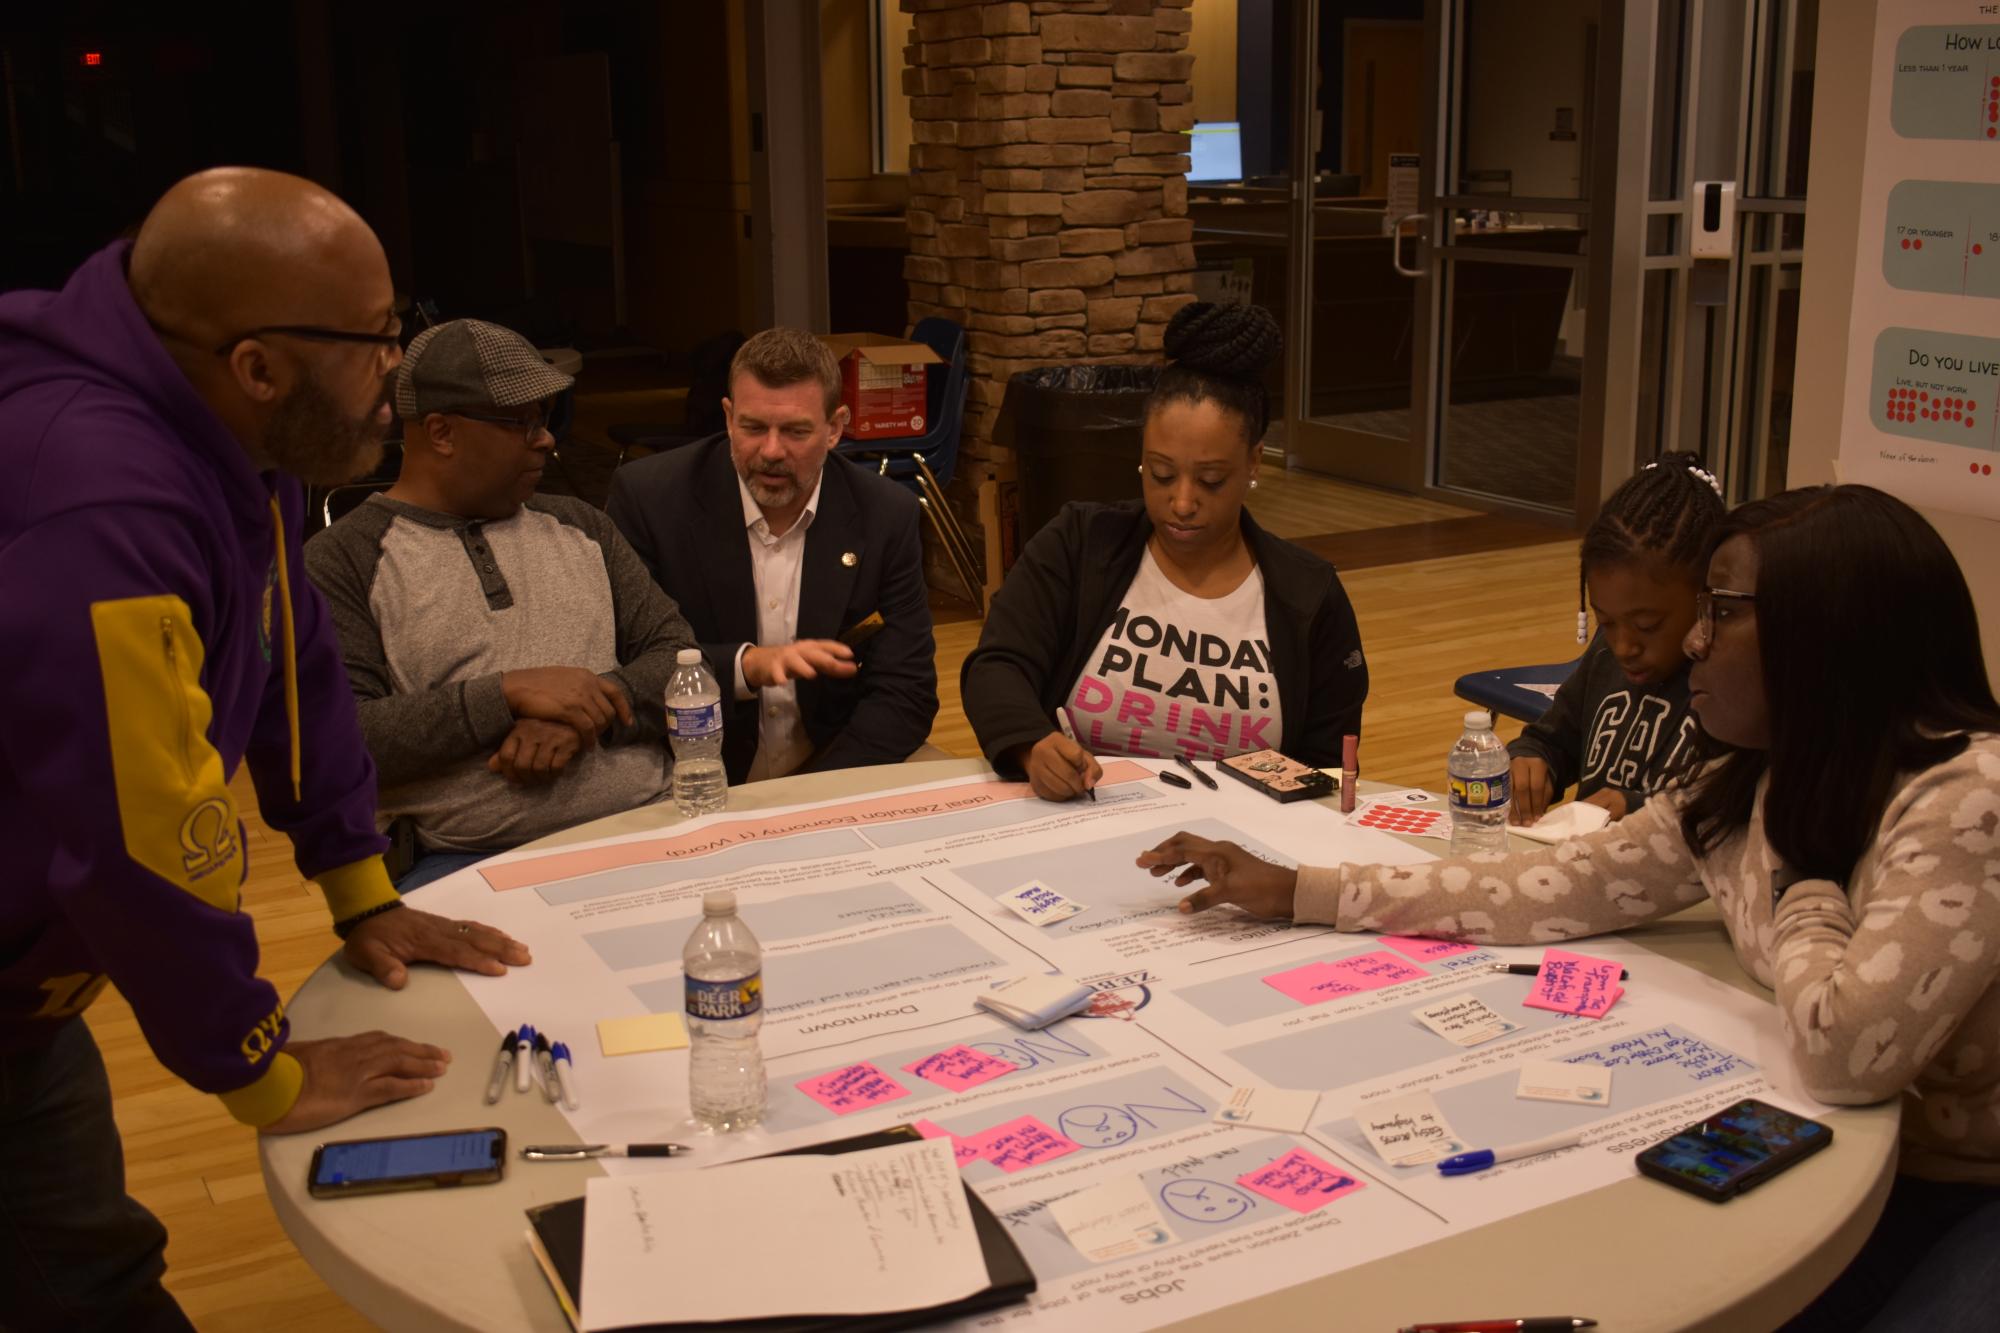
left=596, top=1012, right=689, bottom=1056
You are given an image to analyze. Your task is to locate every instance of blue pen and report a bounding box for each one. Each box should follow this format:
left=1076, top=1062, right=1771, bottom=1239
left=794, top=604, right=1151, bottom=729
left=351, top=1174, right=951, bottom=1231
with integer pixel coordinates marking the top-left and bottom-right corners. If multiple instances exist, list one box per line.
left=1437, top=1129, right=1584, bottom=1175
left=515, top=1025, right=535, bottom=1093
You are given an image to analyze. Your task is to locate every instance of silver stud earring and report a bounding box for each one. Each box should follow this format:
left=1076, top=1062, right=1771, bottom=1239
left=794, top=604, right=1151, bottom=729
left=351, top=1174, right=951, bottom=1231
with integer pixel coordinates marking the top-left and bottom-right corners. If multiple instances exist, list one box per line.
left=1135, top=465, right=1144, bottom=475
left=1248, top=478, right=1259, bottom=490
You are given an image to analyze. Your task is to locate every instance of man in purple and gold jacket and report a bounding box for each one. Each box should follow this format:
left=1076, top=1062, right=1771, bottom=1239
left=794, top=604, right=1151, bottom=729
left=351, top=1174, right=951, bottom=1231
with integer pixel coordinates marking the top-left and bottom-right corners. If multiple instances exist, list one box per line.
left=0, top=168, right=531, bottom=1331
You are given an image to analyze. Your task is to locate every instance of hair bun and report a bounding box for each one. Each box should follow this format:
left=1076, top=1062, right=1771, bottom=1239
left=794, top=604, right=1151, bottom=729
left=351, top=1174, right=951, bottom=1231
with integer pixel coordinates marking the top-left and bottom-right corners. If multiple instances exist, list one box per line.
left=1163, top=302, right=1281, bottom=380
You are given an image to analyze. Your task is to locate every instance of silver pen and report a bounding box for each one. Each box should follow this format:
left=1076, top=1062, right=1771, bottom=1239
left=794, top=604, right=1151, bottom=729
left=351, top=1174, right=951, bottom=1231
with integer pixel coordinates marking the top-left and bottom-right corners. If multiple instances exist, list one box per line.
left=520, top=1143, right=690, bottom=1161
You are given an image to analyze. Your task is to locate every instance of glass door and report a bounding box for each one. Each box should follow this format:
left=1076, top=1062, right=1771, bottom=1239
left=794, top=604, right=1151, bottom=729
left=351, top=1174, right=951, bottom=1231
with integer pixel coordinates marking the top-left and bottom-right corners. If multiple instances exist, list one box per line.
left=1282, top=0, right=1610, bottom=523
left=1281, top=0, right=1441, bottom=494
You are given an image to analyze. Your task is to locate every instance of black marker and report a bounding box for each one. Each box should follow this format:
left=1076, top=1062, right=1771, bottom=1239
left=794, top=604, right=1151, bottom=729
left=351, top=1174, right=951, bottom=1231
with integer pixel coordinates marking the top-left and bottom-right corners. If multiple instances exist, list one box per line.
left=1174, top=755, right=1218, bottom=791
left=483, top=1030, right=516, bottom=1105
left=1160, top=770, right=1192, bottom=789
left=1491, top=963, right=1630, bottom=981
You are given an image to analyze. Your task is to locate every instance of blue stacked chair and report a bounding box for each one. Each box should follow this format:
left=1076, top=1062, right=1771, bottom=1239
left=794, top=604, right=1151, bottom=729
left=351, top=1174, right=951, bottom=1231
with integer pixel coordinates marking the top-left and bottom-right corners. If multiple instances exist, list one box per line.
left=835, top=317, right=981, bottom=608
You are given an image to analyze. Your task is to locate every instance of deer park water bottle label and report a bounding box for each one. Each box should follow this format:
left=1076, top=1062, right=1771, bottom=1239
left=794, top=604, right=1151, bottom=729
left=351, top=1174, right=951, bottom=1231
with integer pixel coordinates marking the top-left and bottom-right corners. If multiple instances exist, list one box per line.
left=685, top=971, right=762, bottom=1021
left=1448, top=770, right=1511, bottom=811
left=668, top=701, right=722, bottom=738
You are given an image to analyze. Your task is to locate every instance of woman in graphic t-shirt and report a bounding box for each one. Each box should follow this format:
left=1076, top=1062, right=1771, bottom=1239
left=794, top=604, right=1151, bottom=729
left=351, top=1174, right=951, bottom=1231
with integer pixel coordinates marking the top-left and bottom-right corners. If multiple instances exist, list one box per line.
left=964, top=302, right=1368, bottom=801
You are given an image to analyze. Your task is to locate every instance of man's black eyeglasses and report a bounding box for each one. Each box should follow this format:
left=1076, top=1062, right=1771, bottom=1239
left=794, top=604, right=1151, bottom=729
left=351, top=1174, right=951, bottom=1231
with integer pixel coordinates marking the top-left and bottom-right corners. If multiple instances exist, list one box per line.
left=212, top=325, right=404, bottom=356
left=456, top=406, right=554, bottom=436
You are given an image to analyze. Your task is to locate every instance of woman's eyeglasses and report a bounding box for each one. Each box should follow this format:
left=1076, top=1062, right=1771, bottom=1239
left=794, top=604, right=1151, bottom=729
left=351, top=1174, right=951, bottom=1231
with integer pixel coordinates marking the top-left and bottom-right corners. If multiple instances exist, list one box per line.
left=1694, top=587, right=1757, bottom=642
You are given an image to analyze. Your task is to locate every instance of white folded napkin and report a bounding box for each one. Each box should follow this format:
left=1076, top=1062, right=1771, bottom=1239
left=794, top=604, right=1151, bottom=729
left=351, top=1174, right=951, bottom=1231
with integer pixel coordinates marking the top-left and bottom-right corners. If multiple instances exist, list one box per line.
left=1512, top=799, right=1614, bottom=845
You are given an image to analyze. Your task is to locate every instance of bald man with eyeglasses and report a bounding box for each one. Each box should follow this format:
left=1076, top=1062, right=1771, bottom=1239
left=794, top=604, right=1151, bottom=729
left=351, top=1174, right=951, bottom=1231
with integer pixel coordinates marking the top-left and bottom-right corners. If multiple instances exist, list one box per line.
left=0, top=168, right=529, bottom=1331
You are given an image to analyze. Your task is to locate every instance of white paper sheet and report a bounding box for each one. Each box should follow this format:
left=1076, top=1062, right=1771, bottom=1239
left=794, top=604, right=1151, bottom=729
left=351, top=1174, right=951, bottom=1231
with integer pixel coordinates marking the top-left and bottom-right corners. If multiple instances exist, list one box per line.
left=1044, top=1176, right=1174, bottom=1263
left=579, top=1138, right=985, bottom=1329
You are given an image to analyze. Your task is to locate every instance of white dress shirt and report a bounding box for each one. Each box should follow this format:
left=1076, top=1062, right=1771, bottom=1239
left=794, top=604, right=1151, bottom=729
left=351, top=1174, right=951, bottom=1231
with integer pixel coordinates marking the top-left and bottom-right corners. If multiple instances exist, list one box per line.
left=731, top=471, right=823, bottom=782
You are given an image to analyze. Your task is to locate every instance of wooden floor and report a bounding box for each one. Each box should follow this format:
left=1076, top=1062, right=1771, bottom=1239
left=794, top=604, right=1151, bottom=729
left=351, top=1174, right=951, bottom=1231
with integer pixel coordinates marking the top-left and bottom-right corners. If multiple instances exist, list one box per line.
left=87, top=469, right=1583, bottom=1329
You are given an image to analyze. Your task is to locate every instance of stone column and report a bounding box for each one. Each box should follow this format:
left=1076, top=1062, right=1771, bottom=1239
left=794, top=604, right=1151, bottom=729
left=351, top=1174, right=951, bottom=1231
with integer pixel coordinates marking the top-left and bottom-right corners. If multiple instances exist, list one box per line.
left=901, top=0, right=1198, bottom=588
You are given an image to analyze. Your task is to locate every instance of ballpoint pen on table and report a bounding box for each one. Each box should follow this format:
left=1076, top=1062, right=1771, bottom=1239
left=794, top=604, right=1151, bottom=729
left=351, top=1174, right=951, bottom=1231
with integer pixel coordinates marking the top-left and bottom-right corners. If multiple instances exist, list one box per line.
left=514, top=1025, right=535, bottom=1093
left=1489, top=963, right=1630, bottom=980
left=553, top=1041, right=581, bottom=1111
left=1173, top=754, right=1217, bottom=790
left=483, top=1030, right=516, bottom=1105
left=1054, top=707, right=1097, bottom=802
left=1436, top=1129, right=1586, bottom=1176
left=520, top=1143, right=690, bottom=1161
left=1400, top=1312, right=1600, bottom=1320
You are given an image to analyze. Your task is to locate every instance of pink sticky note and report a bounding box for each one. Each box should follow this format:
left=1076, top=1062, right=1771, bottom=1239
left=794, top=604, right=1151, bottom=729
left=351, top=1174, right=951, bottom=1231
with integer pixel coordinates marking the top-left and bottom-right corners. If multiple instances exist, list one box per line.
left=1263, top=961, right=1364, bottom=1005
left=1236, top=1147, right=1367, bottom=1214
left=1320, top=950, right=1428, bottom=988
left=957, top=1115, right=1081, bottom=1173
left=1522, top=948, right=1626, bottom=1019
left=796, top=1062, right=910, bottom=1115
left=1380, top=935, right=1480, bottom=963
left=902, top=1044, right=1020, bottom=1093
left=913, top=1118, right=984, bottom=1167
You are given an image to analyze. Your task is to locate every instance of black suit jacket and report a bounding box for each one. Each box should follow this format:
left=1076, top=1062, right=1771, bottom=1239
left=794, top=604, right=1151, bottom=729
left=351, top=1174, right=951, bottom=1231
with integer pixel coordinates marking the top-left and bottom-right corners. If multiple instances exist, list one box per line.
left=607, top=434, right=939, bottom=784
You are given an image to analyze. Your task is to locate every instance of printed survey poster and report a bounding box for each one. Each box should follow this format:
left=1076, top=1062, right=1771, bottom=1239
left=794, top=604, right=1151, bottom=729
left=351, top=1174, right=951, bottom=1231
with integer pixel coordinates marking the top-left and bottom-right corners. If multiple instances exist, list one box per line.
left=1841, top=0, right=2000, bottom=518
left=410, top=763, right=1821, bottom=1333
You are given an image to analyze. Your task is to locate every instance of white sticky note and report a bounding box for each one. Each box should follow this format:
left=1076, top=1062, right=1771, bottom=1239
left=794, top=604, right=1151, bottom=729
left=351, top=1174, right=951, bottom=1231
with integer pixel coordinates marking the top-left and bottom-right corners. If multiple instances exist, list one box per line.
left=999, top=881, right=1088, bottom=925
left=1045, top=1176, right=1175, bottom=1263
left=1357, top=1091, right=1467, bottom=1166
left=1413, top=992, right=1522, bottom=1047
left=596, top=1012, right=689, bottom=1056
left=1213, top=1085, right=1320, bottom=1134
left=1516, top=1059, right=1613, bottom=1105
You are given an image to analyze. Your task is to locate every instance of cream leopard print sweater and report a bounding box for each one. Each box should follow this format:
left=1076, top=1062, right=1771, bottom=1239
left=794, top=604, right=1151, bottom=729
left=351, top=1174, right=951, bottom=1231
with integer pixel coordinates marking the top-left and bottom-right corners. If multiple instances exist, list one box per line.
left=1295, top=734, right=2000, bottom=1182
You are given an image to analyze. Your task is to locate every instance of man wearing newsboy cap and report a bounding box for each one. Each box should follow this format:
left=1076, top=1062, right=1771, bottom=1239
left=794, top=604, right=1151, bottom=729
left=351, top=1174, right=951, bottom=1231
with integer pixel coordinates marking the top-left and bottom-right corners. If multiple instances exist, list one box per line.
left=307, top=319, right=701, bottom=888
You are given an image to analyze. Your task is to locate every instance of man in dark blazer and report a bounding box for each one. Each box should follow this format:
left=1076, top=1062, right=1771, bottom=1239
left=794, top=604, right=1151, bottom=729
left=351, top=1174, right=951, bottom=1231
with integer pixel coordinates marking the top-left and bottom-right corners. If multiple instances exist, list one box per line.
left=607, top=328, right=938, bottom=785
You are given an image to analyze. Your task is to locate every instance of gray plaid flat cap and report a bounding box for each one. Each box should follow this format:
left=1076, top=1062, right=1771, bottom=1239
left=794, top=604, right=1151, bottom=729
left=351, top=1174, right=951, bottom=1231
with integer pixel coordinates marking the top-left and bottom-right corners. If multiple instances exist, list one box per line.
left=393, top=318, right=575, bottom=419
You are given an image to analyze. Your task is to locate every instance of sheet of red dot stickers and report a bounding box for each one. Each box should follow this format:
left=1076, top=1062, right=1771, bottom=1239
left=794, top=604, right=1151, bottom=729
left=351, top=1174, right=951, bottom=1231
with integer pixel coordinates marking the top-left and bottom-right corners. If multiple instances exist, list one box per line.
left=1843, top=3, right=2000, bottom=514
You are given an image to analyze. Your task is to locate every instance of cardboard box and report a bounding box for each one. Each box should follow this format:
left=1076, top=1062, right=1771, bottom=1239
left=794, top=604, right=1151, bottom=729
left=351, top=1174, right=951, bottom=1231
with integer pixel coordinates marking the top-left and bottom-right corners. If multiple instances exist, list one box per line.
left=821, top=333, right=943, bottom=441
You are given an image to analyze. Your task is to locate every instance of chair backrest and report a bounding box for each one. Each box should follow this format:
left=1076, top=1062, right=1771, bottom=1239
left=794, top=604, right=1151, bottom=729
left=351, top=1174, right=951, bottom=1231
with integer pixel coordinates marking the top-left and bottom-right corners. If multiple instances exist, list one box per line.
left=320, top=481, right=392, bottom=530
left=907, top=316, right=969, bottom=486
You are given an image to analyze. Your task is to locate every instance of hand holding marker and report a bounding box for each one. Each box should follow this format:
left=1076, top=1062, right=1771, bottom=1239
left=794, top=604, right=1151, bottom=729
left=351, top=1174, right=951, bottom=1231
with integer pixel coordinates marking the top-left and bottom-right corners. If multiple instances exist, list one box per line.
left=1054, top=708, right=1097, bottom=802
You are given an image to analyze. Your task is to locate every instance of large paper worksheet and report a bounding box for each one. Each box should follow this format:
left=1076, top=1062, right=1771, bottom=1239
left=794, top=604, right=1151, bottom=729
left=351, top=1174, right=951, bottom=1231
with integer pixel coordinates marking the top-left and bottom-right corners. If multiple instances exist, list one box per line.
left=411, top=760, right=1816, bottom=1332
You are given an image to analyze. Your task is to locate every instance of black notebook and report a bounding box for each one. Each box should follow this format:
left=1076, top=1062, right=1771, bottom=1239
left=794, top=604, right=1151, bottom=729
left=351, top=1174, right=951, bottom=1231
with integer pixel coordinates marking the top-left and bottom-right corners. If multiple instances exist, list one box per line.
left=524, top=1126, right=1037, bottom=1331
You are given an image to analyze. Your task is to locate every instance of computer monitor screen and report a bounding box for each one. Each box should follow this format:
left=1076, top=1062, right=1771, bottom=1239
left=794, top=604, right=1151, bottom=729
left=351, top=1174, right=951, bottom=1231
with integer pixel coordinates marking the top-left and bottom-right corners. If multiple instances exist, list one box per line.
left=1185, top=122, right=1243, bottom=183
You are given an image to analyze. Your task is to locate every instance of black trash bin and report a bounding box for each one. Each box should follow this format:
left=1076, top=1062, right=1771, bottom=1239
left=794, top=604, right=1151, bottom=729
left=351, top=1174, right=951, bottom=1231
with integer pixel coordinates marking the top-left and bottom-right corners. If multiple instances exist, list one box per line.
left=994, top=364, right=1160, bottom=548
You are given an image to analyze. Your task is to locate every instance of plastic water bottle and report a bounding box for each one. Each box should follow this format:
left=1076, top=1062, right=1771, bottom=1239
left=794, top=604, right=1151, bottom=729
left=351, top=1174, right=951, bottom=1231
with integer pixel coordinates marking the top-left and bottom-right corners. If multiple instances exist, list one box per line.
left=1447, top=709, right=1511, bottom=854
left=666, top=648, right=726, bottom=816
left=684, top=889, right=765, bottom=1131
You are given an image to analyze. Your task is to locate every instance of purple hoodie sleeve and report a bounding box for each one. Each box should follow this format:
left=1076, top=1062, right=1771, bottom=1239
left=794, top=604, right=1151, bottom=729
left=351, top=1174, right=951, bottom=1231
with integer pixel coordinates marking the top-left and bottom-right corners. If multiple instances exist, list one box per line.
left=243, top=480, right=391, bottom=916
left=0, top=501, right=302, bottom=1124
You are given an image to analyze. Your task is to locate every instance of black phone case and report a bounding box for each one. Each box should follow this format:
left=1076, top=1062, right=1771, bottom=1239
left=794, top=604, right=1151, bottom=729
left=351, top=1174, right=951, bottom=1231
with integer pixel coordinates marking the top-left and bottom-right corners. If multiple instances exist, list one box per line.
left=1633, top=1100, right=1832, bottom=1202
left=307, top=1127, right=507, bottom=1199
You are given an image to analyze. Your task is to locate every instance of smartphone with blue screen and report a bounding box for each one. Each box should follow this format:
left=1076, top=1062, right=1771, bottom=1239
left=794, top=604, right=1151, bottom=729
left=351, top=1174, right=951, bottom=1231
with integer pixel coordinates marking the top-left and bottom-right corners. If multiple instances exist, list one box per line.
left=307, top=1127, right=506, bottom=1199
left=1635, top=1098, right=1830, bottom=1203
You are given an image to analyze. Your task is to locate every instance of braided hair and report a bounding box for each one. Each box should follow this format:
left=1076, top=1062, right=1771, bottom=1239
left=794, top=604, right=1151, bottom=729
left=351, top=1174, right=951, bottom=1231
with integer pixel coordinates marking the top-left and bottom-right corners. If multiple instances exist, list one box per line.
left=1145, top=302, right=1282, bottom=447
left=1575, top=451, right=1726, bottom=642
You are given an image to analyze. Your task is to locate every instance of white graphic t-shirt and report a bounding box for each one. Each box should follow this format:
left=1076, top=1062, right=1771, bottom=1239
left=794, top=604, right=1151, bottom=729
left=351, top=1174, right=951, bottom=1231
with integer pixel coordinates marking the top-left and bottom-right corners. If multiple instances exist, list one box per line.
left=1065, top=549, right=1283, bottom=760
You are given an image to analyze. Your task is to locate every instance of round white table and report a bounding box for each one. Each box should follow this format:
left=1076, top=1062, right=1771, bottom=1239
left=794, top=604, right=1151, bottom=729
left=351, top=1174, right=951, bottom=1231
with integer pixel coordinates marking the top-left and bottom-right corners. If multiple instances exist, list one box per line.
left=261, top=761, right=1898, bottom=1332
